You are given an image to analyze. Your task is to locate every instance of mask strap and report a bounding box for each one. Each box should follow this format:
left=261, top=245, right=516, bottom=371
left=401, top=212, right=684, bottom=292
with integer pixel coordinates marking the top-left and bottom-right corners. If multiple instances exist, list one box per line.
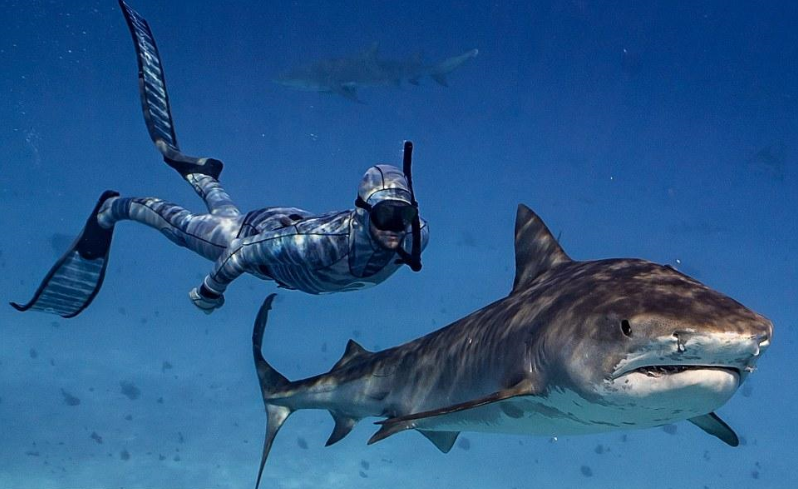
left=354, top=196, right=372, bottom=212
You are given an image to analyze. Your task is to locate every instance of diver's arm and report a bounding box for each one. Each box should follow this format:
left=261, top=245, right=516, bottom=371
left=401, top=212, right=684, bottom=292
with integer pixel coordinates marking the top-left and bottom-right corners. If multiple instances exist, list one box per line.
left=189, top=238, right=250, bottom=313
left=189, top=224, right=349, bottom=311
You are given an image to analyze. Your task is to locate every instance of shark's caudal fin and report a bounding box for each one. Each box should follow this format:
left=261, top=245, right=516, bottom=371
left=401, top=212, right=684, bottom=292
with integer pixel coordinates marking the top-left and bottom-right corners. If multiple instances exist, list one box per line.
left=512, top=204, right=571, bottom=293
left=428, top=48, right=478, bottom=86
left=252, top=295, right=292, bottom=489
left=251, top=295, right=365, bottom=487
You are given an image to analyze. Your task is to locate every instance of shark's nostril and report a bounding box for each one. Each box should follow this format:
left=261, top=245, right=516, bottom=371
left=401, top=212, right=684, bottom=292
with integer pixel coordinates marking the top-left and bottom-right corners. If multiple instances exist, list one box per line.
left=672, top=331, right=689, bottom=352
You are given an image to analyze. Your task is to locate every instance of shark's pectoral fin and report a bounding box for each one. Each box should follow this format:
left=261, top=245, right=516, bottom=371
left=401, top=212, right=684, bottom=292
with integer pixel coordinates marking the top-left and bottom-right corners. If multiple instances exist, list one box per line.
left=419, top=430, right=459, bottom=453
left=431, top=74, right=449, bottom=87
left=688, top=412, right=739, bottom=447
left=368, top=380, right=537, bottom=446
left=332, top=84, right=365, bottom=103
left=326, top=412, right=360, bottom=446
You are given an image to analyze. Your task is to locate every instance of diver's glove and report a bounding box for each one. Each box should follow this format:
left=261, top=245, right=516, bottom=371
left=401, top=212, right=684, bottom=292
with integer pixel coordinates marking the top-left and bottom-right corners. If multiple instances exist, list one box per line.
left=189, top=284, right=225, bottom=314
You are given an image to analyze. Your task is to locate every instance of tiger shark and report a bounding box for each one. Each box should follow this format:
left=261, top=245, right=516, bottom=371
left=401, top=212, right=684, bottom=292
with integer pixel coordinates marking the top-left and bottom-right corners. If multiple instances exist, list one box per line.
left=250, top=204, right=773, bottom=487
left=273, top=43, right=478, bottom=102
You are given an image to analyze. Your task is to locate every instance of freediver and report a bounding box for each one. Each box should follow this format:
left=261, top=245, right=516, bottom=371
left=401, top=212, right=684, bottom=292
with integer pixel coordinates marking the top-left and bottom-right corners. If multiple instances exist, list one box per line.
left=11, top=0, right=428, bottom=318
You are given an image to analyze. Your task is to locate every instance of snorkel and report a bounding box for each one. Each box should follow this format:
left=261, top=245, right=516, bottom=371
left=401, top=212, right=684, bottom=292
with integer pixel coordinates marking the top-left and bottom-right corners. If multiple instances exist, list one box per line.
left=395, top=141, right=422, bottom=271
left=353, top=141, right=423, bottom=272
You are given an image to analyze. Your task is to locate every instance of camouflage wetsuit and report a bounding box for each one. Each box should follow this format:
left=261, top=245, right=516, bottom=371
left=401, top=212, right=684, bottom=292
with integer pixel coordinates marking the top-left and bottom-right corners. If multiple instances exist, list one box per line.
left=96, top=165, right=428, bottom=312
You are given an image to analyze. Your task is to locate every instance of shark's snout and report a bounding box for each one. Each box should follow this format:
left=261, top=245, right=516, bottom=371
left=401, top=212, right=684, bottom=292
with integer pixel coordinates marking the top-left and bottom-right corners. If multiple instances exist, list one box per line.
left=612, top=321, right=771, bottom=381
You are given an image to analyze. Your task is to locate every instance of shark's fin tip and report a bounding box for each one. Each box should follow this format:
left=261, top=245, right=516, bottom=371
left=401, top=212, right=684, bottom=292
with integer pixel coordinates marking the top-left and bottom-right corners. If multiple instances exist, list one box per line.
left=331, top=339, right=373, bottom=371
left=688, top=412, right=739, bottom=447
left=326, top=412, right=359, bottom=446
left=368, top=423, right=404, bottom=445
left=512, top=204, right=571, bottom=293
left=419, top=430, right=459, bottom=453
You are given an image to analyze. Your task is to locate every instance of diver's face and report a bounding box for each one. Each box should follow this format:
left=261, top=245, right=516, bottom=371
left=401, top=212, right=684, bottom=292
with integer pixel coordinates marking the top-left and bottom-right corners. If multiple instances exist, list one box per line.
left=369, top=222, right=403, bottom=250
left=365, top=200, right=416, bottom=251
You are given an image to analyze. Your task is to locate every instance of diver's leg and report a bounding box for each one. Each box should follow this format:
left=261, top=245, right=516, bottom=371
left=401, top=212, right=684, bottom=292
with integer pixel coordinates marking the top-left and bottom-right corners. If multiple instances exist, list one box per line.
left=97, top=196, right=238, bottom=260
left=184, top=173, right=241, bottom=217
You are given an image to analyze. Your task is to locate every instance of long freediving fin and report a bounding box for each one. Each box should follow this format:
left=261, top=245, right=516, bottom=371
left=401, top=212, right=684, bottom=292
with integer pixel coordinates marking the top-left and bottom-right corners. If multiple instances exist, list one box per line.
left=10, top=191, right=119, bottom=318
left=118, top=0, right=222, bottom=179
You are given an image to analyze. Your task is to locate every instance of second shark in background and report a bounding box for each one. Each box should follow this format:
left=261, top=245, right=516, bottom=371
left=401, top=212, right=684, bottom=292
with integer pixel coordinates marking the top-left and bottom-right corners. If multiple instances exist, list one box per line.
left=274, top=43, right=478, bottom=102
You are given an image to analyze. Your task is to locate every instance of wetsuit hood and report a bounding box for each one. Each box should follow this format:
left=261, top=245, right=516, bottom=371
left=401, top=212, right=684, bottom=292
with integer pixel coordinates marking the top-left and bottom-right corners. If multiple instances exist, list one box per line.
left=355, top=143, right=422, bottom=271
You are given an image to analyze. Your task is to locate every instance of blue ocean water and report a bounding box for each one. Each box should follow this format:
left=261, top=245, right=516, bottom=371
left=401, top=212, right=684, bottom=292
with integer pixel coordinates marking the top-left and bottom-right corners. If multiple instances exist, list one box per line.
left=1, top=0, right=796, bottom=487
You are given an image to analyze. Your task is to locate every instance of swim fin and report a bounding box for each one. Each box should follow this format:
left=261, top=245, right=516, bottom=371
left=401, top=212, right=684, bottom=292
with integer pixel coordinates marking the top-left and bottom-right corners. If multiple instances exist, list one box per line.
left=118, top=0, right=223, bottom=179
left=10, top=191, right=119, bottom=318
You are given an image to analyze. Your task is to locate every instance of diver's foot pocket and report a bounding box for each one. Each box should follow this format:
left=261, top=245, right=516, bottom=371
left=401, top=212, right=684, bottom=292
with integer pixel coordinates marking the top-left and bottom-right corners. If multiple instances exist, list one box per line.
left=164, top=154, right=224, bottom=180
left=10, top=190, right=119, bottom=318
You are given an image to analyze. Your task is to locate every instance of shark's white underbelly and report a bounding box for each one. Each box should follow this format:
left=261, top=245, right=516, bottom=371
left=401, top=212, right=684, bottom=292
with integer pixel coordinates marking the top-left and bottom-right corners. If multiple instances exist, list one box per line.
left=405, top=370, right=739, bottom=436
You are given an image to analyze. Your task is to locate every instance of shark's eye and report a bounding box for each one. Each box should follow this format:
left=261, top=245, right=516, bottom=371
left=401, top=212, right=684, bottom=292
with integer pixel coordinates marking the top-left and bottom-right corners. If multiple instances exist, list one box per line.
left=620, top=319, right=632, bottom=337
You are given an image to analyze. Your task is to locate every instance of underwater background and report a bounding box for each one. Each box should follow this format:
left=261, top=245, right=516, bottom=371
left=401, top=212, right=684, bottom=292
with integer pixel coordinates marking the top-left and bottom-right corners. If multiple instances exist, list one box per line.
left=1, top=1, right=796, bottom=488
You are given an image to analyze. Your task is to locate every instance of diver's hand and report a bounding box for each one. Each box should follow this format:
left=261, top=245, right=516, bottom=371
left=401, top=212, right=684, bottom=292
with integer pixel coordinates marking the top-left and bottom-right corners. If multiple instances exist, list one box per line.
left=189, top=285, right=225, bottom=314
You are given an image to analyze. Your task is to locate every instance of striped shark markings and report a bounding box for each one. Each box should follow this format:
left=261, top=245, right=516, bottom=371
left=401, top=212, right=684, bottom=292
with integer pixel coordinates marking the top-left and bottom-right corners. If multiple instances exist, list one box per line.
left=250, top=204, right=773, bottom=487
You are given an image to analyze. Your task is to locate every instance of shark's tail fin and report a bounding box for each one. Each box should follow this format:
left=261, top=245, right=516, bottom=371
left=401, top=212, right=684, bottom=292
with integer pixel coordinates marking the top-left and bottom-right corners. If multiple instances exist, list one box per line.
left=251, top=295, right=365, bottom=485
left=252, top=294, right=293, bottom=489
left=428, top=48, right=478, bottom=87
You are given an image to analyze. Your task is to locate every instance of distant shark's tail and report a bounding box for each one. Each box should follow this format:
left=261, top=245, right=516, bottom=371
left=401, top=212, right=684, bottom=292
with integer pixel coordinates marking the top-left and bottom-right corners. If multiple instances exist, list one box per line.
left=428, top=48, right=478, bottom=86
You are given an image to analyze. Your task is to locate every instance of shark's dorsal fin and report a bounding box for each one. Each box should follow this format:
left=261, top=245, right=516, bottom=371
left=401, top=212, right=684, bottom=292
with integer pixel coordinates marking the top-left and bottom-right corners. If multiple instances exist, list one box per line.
left=512, top=204, right=571, bottom=293
left=418, top=430, right=459, bottom=453
left=688, top=412, right=739, bottom=446
left=331, top=339, right=372, bottom=371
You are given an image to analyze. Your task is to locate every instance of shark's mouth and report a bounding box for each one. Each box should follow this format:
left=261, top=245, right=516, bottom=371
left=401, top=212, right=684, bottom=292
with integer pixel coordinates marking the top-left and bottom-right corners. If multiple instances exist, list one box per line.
left=629, top=365, right=740, bottom=378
